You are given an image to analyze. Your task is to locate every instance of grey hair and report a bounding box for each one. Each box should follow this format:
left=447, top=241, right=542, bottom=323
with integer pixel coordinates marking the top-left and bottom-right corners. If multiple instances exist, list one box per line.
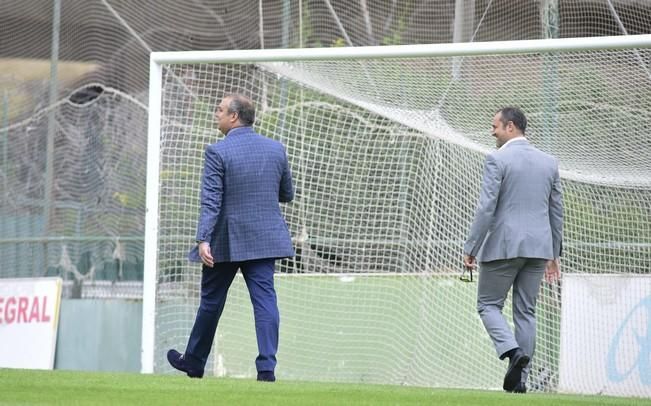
left=225, top=94, right=255, bottom=126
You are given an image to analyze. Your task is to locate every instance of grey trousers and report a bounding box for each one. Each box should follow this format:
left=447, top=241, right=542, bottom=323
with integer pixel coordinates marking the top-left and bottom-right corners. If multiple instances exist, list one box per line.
left=477, top=257, right=546, bottom=383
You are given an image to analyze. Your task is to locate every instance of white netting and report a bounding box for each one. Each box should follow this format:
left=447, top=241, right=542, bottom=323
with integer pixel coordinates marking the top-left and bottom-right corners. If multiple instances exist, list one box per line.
left=0, top=84, right=147, bottom=296
left=2, top=0, right=651, bottom=294
left=150, top=42, right=651, bottom=394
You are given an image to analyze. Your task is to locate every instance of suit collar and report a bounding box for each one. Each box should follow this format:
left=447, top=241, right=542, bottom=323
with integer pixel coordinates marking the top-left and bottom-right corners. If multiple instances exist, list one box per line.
left=225, top=126, right=254, bottom=137
left=499, top=136, right=528, bottom=150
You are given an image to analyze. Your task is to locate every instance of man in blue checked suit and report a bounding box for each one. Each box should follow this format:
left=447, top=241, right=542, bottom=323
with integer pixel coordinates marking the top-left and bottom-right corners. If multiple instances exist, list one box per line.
left=463, top=107, right=563, bottom=394
left=167, top=94, right=294, bottom=382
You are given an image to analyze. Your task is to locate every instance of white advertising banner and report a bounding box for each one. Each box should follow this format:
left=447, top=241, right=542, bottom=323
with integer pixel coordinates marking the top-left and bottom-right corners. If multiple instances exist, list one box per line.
left=559, top=274, right=651, bottom=396
left=0, top=277, right=63, bottom=369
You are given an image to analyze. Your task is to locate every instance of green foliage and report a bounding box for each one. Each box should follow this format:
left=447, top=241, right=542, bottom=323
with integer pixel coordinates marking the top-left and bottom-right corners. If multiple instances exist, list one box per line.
left=192, top=99, right=215, bottom=131
left=380, top=18, right=405, bottom=46
left=155, top=96, right=221, bottom=280
left=563, top=183, right=651, bottom=274
left=331, top=37, right=346, bottom=47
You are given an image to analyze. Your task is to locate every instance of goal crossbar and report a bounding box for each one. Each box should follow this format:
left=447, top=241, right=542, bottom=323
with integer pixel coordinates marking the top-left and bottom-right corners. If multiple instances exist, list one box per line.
left=150, top=34, right=651, bottom=65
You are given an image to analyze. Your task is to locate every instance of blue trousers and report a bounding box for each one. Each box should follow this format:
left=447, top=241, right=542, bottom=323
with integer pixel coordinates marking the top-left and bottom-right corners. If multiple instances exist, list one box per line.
left=184, top=258, right=279, bottom=373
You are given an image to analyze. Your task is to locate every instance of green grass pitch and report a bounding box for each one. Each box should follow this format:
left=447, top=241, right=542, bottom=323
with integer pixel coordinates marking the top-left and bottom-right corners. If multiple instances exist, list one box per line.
left=0, top=369, right=649, bottom=405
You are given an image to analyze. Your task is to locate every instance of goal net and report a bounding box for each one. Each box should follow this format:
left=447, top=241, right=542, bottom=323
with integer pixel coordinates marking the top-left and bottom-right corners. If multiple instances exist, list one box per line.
left=144, top=36, right=651, bottom=394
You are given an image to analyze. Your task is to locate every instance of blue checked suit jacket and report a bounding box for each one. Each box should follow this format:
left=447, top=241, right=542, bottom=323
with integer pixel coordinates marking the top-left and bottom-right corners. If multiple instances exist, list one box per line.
left=188, top=126, right=295, bottom=263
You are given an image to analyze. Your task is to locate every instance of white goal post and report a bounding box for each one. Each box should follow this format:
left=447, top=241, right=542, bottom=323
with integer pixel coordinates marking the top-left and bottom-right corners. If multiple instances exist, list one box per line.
left=143, top=35, right=651, bottom=395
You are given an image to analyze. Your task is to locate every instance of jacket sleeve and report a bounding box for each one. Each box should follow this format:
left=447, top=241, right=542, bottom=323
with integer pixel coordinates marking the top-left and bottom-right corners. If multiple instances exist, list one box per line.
left=549, top=160, right=564, bottom=258
left=279, top=146, right=294, bottom=203
left=464, top=154, right=503, bottom=257
left=195, top=145, right=224, bottom=243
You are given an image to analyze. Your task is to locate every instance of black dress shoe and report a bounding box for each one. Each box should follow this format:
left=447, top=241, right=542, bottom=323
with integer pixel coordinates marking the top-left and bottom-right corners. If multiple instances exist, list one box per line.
left=167, top=349, right=204, bottom=378
left=257, top=371, right=276, bottom=382
left=512, top=382, right=527, bottom=393
left=503, top=348, right=530, bottom=391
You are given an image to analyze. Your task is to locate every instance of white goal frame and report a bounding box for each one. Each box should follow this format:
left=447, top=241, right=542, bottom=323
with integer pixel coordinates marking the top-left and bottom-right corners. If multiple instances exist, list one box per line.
left=142, top=34, right=651, bottom=374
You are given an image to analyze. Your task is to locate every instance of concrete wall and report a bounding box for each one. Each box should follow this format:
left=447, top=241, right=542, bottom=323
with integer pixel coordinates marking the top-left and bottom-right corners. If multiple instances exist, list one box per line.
left=54, top=299, right=142, bottom=372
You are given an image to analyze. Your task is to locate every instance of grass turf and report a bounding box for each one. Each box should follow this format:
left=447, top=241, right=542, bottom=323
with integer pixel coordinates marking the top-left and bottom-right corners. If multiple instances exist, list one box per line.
left=0, top=369, right=649, bottom=406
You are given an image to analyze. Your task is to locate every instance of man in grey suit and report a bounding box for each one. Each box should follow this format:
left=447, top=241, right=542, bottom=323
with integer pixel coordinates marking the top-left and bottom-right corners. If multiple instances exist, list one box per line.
left=167, top=94, right=294, bottom=382
left=463, top=107, right=563, bottom=393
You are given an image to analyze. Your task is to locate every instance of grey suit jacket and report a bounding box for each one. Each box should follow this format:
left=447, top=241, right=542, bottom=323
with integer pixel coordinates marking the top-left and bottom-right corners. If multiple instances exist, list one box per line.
left=464, top=138, right=563, bottom=262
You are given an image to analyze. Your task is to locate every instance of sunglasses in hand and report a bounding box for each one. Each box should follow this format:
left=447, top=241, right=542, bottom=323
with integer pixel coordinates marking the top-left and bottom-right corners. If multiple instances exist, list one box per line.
left=459, top=267, right=474, bottom=282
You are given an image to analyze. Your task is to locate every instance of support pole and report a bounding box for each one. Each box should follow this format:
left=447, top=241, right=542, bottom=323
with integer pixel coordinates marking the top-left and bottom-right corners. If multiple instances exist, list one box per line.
left=452, top=0, right=475, bottom=80
left=542, top=0, right=560, bottom=151
left=44, top=0, right=61, bottom=275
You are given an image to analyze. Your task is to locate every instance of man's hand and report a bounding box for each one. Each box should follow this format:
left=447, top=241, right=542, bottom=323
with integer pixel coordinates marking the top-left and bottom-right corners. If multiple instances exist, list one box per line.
left=198, top=242, right=214, bottom=268
left=545, top=258, right=560, bottom=283
left=463, top=254, right=477, bottom=270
